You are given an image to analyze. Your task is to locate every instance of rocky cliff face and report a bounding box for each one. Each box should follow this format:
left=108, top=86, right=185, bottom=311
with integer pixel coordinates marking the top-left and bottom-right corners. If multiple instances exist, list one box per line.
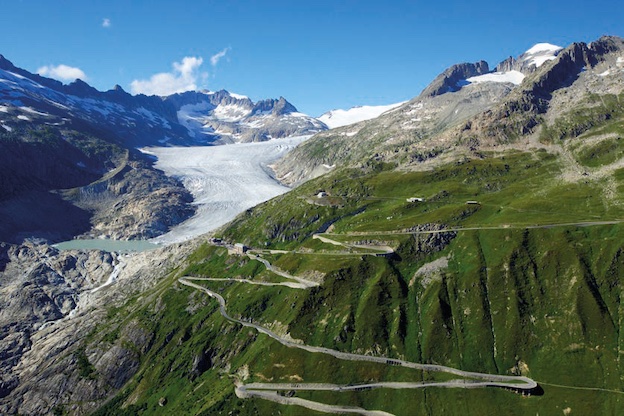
left=0, top=242, right=116, bottom=402
left=0, top=239, right=197, bottom=415
left=419, top=61, right=490, bottom=97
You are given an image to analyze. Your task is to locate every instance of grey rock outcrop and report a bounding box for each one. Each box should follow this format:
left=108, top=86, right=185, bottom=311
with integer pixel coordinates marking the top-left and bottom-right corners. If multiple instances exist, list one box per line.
left=67, top=158, right=195, bottom=241
left=420, top=61, right=490, bottom=97
left=0, top=239, right=198, bottom=415
left=0, top=242, right=117, bottom=402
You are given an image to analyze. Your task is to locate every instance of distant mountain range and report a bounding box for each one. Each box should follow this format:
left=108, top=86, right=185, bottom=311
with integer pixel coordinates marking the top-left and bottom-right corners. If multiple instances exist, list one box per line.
left=0, top=55, right=326, bottom=147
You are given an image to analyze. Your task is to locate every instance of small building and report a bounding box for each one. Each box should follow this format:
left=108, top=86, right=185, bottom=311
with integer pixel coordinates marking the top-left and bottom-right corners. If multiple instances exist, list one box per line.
left=407, top=197, right=424, bottom=203
left=466, top=200, right=480, bottom=205
left=234, top=243, right=248, bottom=254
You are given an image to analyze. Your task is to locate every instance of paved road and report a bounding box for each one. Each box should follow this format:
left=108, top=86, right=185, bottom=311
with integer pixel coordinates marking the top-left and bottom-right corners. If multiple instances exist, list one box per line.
left=318, top=220, right=623, bottom=237
left=312, top=234, right=394, bottom=254
left=248, top=254, right=320, bottom=288
left=187, top=219, right=623, bottom=413
left=184, top=276, right=311, bottom=289
left=180, top=274, right=537, bottom=415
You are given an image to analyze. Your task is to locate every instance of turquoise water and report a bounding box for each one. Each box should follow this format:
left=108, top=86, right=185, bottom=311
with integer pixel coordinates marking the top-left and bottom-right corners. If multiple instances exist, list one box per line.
left=54, top=239, right=159, bottom=253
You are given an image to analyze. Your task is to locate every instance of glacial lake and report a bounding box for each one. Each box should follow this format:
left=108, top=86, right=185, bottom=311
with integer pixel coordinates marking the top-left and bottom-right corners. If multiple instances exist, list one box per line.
left=54, top=239, right=159, bottom=253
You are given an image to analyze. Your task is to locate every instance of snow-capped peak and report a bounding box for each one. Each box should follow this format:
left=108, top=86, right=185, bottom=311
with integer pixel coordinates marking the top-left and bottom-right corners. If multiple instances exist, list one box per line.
left=318, top=102, right=406, bottom=129
left=522, top=43, right=563, bottom=68
left=524, top=43, right=563, bottom=55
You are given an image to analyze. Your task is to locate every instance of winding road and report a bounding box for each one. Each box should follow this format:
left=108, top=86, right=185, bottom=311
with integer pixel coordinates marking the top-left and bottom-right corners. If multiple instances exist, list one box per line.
left=179, top=252, right=537, bottom=415
left=319, top=220, right=624, bottom=237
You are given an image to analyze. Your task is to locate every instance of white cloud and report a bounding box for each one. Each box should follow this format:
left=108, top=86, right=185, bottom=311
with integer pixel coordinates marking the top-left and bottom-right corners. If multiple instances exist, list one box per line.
left=37, top=64, right=88, bottom=82
left=130, top=56, right=207, bottom=96
left=102, top=18, right=111, bottom=28
left=210, top=47, right=230, bottom=66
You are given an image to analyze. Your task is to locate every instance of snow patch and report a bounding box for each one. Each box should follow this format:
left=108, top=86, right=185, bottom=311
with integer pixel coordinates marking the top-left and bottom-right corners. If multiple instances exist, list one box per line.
left=404, top=102, right=424, bottom=115
left=525, top=43, right=563, bottom=55
left=466, top=70, right=525, bottom=85
left=617, top=57, right=624, bottom=66
left=229, top=92, right=249, bottom=100
left=522, top=43, right=563, bottom=68
left=289, top=112, right=311, bottom=118
left=0, top=105, right=10, bottom=113
left=1, top=124, right=12, bottom=131
left=213, top=103, right=251, bottom=122
left=17, top=114, right=30, bottom=121
left=7, top=71, right=28, bottom=80
left=318, top=102, right=405, bottom=129
left=528, top=55, right=558, bottom=67
left=598, top=70, right=611, bottom=77
left=177, top=100, right=217, bottom=137
left=20, top=106, right=49, bottom=116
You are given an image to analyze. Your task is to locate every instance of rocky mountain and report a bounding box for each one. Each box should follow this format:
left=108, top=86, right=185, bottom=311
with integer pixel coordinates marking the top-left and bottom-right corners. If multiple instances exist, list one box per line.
left=495, top=42, right=563, bottom=73
left=0, top=55, right=324, bottom=244
left=3, top=36, right=624, bottom=415
left=419, top=60, right=490, bottom=97
left=0, top=55, right=326, bottom=147
left=0, top=120, right=194, bottom=243
left=167, top=90, right=326, bottom=143
left=274, top=36, right=624, bottom=185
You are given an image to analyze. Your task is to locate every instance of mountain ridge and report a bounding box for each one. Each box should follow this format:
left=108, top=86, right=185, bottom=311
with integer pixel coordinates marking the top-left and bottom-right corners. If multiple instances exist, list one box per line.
left=0, top=54, right=325, bottom=147
left=273, top=36, right=624, bottom=186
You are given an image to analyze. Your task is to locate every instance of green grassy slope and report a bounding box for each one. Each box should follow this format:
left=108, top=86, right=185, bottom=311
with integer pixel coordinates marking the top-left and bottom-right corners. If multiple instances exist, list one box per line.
left=88, top=132, right=624, bottom=415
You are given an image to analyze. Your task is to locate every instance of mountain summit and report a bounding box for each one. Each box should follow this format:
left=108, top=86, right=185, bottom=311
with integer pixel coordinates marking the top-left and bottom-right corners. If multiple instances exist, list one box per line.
left=166, top=90, right=326, bottom=143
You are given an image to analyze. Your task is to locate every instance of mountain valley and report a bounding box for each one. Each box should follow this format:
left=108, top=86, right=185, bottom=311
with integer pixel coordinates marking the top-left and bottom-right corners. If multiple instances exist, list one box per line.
left=2, top=35, right=624, bottom=415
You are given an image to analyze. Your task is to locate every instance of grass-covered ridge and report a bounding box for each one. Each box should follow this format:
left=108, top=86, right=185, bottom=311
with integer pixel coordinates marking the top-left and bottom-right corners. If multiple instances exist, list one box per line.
left=89, top=143, right=624, bottom=414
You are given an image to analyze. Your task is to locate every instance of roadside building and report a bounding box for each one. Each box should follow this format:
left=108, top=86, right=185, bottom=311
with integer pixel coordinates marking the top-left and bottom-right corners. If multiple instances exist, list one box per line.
left=234, top=243, right=248, bottom=254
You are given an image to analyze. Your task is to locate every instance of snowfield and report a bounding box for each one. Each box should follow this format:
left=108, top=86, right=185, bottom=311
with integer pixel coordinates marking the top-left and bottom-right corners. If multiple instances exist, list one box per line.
left=466, top=70, right=525, bottom=85
left=142, top=136, right=310, bottom=244
left=318, top=102, right=405, bottom=129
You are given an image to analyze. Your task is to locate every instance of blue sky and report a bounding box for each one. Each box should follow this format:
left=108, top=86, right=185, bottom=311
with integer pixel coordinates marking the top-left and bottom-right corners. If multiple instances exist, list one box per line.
left=1, top=0, right=623, bottom=116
